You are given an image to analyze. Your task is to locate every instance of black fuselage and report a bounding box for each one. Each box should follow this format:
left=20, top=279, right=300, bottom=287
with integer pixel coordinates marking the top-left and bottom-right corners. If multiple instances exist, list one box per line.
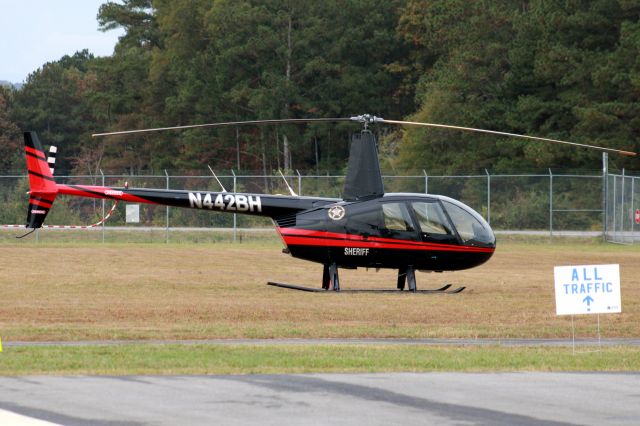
left=56, top=184, right=495, bottom=272
left=275, top=193, right=495, bottom=271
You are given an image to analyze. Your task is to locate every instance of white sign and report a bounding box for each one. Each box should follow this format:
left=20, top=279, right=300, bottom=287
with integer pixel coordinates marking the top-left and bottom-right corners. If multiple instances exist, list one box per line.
left=126, top=204, right=140, bottom=223
left=554, top=264, right=621, bottom=315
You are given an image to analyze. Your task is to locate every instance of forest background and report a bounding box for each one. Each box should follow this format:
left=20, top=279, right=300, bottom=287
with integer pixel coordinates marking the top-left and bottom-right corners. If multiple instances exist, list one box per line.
left=1, top=0, right=639, bottom=180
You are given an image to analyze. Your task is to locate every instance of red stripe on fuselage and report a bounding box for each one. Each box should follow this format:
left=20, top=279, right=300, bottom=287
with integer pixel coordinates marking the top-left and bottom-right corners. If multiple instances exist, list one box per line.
left=277, top=227, right=495, bottom=253
left=57, top=184, right=158, bottom=204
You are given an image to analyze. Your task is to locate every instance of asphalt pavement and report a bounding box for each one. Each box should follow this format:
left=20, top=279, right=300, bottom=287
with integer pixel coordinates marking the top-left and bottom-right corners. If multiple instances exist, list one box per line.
left=1, top=372, right=639, bottom=425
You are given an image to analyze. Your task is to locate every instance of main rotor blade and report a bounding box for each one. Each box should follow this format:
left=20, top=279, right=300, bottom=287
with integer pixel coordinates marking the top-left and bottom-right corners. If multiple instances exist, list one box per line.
left=92, top=117, right=352, bottom=137
left=380, top=119, right=637, bottom=157
left=92, top=113, right=637, bottom=156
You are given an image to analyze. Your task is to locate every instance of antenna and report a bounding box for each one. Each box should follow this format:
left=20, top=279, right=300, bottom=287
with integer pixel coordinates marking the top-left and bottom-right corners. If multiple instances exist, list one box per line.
left=278, top=170, right=298, bottom=196
left=207, top=165, right=228, bottom=192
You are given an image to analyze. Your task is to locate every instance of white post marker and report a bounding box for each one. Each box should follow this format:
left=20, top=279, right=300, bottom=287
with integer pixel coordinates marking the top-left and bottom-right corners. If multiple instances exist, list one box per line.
left=126, top=204, right=140, bottom=223
left=554, top=264, right=621, bottom=315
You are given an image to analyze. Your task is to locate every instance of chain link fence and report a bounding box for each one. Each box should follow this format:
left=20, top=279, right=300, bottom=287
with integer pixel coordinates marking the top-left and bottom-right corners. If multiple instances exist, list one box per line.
left=1, top=169, right=638, bottom=243
left=605, top=172, right=640, bottom=244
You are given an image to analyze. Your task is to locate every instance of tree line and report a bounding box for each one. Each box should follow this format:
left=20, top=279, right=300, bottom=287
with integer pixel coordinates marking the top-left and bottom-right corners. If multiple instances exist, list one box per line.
left=1, top=0, right=639, bottom=177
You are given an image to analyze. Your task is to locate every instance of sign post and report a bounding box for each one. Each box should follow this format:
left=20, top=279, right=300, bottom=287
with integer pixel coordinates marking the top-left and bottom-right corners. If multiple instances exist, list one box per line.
left=554, top=264, right=621, bottom=353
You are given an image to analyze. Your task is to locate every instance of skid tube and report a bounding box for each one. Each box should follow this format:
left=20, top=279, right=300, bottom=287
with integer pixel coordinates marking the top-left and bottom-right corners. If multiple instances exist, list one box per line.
left=266, top=282, right=465, bottom=294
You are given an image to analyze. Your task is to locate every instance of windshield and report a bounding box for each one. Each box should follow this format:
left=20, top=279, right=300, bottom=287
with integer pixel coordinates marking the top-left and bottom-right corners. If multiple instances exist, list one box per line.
left=442, top=200, right=495, bottom=246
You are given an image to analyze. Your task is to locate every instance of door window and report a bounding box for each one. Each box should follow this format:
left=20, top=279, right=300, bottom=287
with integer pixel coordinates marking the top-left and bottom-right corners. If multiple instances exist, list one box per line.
left=411, top=201, right=452, bottom=236
left=382, top=202, right=414, bottom=232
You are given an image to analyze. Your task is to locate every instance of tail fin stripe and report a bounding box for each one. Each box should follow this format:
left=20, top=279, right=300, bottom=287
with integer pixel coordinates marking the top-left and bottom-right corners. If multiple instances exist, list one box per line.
left=30, top=195, right=55, bottom=203
left=28, top=170, right=57, bottom=182
left=29, top=198, right=54, bottom=208
left=25, top=150, right=47, bottom=162
left=24, top=143, right=43, bottom=154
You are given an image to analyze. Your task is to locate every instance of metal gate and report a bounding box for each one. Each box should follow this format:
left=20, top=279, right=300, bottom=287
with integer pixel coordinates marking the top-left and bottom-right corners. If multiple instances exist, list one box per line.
left=605, top=171, right=640, bottom=244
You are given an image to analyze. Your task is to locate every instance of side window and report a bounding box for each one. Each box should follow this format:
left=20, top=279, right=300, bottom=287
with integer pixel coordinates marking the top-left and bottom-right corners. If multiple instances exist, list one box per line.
left=343, top=203, right=383, bottom=236
left=382, top=203, right=414, bottom=232
left=411, top=202, right=452, bottom=235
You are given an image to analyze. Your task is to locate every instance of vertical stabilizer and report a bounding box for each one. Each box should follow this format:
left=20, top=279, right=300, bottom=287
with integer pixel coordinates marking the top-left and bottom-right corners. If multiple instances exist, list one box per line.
left=23, top=132, right=58, bottom=228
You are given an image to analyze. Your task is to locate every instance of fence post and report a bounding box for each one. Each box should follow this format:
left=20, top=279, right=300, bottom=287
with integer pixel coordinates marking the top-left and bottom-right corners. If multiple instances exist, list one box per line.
left=602, top=152, right=608, bottom=241
left=232, top=169, right=237, bottom=243
left=165, top=169, right=169, bottom=244
left=621, top=168, right=626, bottom=243
left=631, top=176, right=635, bottom=243
left=612, top=175, right=617, bottom=242
left=296, top=169, right=302, bottom=196
left=485, top=169, right=491, bottom=224
left=549, top=168, right=553, bottom=237
left=423, top=170, right=428, bottom=194
left=100, top=169, right=105, bottom=244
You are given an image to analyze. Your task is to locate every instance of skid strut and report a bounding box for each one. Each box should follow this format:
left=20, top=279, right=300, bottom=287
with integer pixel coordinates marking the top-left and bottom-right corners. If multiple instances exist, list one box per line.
left=322, top=263, right=340, bottom=291
left=397, top=265, right=417, bottom=291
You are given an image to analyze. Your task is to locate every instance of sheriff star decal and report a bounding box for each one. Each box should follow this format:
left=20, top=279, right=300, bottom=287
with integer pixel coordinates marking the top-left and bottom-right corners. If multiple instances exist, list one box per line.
left=328, top=205, right=345, bottom=221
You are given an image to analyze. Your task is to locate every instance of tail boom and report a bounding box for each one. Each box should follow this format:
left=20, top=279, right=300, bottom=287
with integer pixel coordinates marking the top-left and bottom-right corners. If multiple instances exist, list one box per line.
left=56, top=184, right=336, bottom=218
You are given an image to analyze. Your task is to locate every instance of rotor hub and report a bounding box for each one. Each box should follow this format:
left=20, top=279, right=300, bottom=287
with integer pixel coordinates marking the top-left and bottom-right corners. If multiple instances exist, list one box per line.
left=350, top=114, right=383, bottom=130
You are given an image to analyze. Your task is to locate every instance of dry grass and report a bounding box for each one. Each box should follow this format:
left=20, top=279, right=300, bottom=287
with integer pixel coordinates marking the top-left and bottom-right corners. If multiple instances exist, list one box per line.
left=1, top=235, right=639, bottom=341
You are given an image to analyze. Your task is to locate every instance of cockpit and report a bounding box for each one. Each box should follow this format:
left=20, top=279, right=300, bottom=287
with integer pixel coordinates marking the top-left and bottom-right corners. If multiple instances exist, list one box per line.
left=330, top=194, right=495, bottom=248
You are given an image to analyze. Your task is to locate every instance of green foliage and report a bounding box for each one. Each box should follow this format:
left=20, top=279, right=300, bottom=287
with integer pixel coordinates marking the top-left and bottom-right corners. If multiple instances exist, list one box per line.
left=98, top=0, right=160, bottom=49
left=0, top=88, right=22, bottom=172
left=9, top=50, right=99, bottom=174
left=4, top=0, right=640, bottom=180
left=0, top=178, right=82, bottom=226
left=0, top=178, right=28, bottom=224
left=395, top=0, right=640, bottom=174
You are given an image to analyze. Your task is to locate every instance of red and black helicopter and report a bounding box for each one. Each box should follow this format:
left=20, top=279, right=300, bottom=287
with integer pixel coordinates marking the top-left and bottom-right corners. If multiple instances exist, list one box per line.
left=21, top=115, right=636, bottom=292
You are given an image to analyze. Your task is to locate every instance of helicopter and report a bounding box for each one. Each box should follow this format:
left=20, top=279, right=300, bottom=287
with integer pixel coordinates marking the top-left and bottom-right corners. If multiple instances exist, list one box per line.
left=21, top=114, right=636, bottom=292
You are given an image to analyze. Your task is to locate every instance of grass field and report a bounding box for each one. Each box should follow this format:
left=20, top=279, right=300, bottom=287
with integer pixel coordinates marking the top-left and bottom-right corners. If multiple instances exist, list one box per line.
left=2, top=345, right=640, bottom=375
left=1, top=232, right=638, bottom=374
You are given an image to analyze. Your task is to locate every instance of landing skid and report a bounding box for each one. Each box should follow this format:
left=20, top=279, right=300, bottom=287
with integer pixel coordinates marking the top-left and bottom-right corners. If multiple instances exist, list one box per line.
left=266, top=281, right=465, bottom=294
left=268, top=263, right=465, bottom=294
